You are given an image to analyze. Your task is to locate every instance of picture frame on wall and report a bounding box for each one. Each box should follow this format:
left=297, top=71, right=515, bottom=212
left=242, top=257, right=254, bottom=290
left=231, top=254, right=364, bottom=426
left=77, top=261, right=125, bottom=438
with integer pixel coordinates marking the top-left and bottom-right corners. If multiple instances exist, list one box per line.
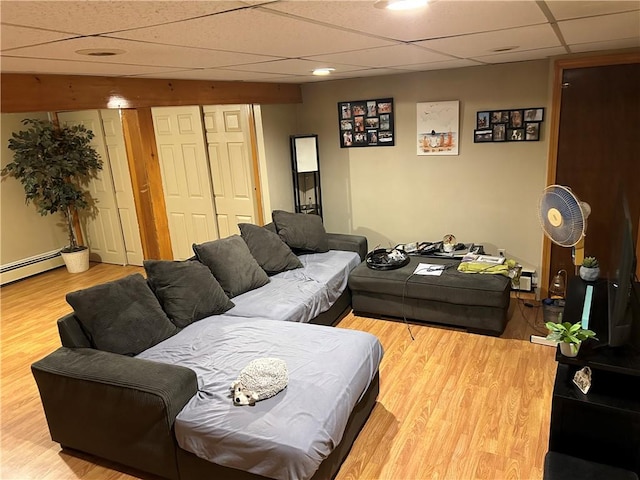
left=475, top=107, right=544, bottom=143
left=338, top=97, right=394, bottom=148
left=417, top=100, right=460, bottom=155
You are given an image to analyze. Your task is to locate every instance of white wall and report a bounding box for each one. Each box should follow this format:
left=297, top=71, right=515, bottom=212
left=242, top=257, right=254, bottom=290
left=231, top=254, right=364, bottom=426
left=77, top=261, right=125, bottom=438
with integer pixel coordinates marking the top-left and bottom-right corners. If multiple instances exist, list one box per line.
left=256, top=103, right=299, bottom=223
left=1, top=113, right=69, bottom=265
left=297, top=60, right=551, bottom=271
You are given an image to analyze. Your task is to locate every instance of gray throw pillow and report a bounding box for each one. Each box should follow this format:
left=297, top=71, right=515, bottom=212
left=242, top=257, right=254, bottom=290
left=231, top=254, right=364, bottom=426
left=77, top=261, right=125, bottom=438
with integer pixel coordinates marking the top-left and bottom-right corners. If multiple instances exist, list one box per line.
left=193, top=235, right=270, bottom=298
left=239, top=223, right=303, bottom=275
left=272, top=210, right=329, bottom=253
left=66, top=273, right=177, bottom=356
left=144, top=259, right=235, bottom=328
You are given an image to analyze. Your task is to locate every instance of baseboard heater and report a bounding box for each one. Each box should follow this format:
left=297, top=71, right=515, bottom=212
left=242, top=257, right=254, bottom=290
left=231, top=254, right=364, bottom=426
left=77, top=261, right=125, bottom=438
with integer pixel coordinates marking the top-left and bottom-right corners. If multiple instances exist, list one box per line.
left=0, top=250, right=64, bottom=285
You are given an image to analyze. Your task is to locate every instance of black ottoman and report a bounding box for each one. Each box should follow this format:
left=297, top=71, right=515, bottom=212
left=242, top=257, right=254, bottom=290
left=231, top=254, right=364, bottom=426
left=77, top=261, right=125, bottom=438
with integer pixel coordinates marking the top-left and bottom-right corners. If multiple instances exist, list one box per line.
left=348, top=256, right=511, bottom=336
left=544, top=452, right=639, bottom=480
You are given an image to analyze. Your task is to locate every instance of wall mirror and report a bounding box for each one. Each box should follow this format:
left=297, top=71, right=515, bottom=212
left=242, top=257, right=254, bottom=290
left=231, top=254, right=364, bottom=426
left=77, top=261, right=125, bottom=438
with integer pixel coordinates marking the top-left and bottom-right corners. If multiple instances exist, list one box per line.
left=290, top=134, right=322, bottom=218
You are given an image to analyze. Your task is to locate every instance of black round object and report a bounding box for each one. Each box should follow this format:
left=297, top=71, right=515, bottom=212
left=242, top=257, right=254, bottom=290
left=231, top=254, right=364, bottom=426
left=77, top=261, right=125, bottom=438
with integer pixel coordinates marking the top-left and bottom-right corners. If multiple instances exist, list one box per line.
left=365, top=248, right=410, bottom=271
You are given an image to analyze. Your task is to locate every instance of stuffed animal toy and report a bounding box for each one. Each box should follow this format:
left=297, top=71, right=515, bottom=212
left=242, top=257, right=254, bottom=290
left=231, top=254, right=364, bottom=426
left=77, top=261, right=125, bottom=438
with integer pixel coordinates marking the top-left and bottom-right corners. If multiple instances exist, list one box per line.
left=231, top=358, right=288, bottom=406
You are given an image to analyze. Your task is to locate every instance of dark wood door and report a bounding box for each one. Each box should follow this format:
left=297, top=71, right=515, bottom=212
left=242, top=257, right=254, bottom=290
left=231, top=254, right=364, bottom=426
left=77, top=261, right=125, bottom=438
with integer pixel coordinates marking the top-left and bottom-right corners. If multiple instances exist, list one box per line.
left=551, top=62, right=640, bottom=281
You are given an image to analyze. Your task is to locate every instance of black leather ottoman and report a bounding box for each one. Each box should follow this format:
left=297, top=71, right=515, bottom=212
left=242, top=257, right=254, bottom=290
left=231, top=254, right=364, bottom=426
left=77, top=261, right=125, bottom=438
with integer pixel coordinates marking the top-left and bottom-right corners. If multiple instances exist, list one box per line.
left=348, top=256, right=511, bottom=336
left=544, top=452, right=639, bottom=480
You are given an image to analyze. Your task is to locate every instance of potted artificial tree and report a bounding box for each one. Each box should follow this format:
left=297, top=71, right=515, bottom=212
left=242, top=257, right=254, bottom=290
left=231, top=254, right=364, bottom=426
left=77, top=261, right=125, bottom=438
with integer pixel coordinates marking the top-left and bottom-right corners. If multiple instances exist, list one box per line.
left=580, top=256, right=600, bottom=281
left=2, top=118, right=103, bottom=273
left=545, top=316, right=598, bottom=357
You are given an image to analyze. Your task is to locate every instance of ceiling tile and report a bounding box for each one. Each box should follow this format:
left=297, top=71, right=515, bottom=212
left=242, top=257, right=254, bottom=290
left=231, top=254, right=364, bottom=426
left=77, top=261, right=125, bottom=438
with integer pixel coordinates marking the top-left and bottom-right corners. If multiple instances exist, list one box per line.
left=0, top=24, right=76, bottom=51
left=569, top=37, right=640, bottom=53
left=223, top=58, right=365, bottom=75
left=132, top=68, right=293, bottom=82
left=0, top=55, right=186, bottom=77
left=4, top=36, right=281, bottom=69
left=305, top=44, right=453, bottom=68
left=416, top=24, right=562, bottom=58
left=398, top=58, right=483, bottom=71
left=0, top=1, right=246, bottom=35
left=545, top=1, right=640, bottom=21
left=261, top=0, right=548, bottom=42
left=114, top=8, right=396, bottom=58
left=473, top=46, right=568, bottom=64
left=558, top=11, right=640, bottom=44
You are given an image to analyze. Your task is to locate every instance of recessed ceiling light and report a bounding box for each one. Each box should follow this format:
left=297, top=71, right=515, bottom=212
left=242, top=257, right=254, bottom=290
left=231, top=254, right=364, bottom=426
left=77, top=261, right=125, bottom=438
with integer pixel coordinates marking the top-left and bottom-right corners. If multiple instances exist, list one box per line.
left=312, top=68, right=335, bottom=76
left=75, top=48, right=125, bottom=57
left=375, top=0, right=429, bottom=10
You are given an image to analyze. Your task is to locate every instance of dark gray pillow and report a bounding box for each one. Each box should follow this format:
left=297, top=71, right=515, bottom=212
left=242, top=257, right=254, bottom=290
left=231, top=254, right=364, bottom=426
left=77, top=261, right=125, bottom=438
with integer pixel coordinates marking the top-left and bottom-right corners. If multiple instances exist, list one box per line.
left=272, top=210, right=329, bottom=253
left=192, top=235, right=270, bottom=298
left=144, top=259, right=235, bottom=328
left=66, top=273, right=177, bottom=356
left=239, top=223, right=303, bottom=275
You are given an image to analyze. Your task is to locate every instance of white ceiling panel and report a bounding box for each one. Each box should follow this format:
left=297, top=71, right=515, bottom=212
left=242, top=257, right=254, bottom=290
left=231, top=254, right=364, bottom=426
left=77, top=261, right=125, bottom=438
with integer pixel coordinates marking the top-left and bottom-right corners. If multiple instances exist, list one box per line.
left=262, top=1, right=548, bottom=42
left=416, top=24, right=562, bottom=58
left=4, top=36, right=281, bottom=69
left=545, top=1, right=639, bottom=21
left=113, top=8, right=397, bottom=58
left=0, top=55, right=186, bottom=77
left=0, top=1, right=247, bottom=36
left=473, top=46, right=569, bottom=64
left=558, top=11, right=640, bottom=45
left=305, top=44, right=453, bottom=68
left=0, top=24, right=76, bottom=51
left=0, top=0, right=637, bottom=83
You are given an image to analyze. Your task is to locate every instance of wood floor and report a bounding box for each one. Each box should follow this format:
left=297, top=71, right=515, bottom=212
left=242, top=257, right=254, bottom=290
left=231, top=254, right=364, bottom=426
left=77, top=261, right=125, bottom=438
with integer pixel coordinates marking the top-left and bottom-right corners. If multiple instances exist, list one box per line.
left=0, top=263, right=557, bottom=480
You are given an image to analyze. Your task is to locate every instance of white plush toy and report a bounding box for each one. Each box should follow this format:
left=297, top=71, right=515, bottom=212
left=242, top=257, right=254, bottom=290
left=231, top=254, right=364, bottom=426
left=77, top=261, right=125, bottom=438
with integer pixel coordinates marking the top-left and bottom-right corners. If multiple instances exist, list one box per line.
left=231, top=358, right=288, bottom=406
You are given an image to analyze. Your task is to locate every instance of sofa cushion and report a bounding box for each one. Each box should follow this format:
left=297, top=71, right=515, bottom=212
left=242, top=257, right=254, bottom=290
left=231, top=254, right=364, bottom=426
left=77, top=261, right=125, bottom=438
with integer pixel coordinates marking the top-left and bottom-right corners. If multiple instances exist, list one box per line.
left=144, top=259, right=235, bottom=328
left=66, top=273, right=177, bottom=356
left=239, top=223, right=302, bottom=275
left=272, top=210, right=329, bottom=253
left=193, top=235, right=270, bottom=298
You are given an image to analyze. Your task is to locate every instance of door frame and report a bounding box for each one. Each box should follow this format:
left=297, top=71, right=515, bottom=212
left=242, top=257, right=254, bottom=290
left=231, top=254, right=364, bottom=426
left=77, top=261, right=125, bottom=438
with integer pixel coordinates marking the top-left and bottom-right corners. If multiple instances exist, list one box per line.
left=540, top=51, right=640, bottom=298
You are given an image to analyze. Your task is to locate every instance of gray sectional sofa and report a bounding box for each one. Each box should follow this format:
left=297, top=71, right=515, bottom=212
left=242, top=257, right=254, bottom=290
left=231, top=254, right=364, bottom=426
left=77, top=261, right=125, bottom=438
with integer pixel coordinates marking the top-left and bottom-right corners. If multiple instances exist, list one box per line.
left=32, top=213, right=383, bottom=480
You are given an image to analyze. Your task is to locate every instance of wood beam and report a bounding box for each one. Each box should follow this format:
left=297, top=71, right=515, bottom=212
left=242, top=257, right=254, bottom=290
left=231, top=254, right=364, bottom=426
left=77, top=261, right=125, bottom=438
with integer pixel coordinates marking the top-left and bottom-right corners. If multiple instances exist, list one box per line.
left=121, top=108, right=173, bottom=260
left=1, top=74, right=302, bottom=113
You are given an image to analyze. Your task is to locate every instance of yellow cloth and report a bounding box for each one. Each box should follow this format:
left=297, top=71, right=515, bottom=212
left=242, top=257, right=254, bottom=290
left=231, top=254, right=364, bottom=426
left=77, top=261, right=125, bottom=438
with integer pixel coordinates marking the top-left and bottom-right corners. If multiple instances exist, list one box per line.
left=457, top=259, right=518, bottom=278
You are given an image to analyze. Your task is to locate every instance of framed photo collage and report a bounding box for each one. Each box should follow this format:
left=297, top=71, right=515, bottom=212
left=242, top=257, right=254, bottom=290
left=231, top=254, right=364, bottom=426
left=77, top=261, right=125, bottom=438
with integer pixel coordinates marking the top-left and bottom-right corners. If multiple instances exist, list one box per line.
left=474, top=107, right=544, bottom=143
left=338, top=98, right=395, bottom=148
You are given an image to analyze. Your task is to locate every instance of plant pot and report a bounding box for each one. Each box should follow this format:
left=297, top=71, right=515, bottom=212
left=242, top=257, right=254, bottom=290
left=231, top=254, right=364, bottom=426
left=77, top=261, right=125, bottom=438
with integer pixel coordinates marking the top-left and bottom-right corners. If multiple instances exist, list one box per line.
left=61, top=247, right=90, bottom=273
left=559, top=341, right=581, bottom=357
left=579, top=266, right=600, bottom=282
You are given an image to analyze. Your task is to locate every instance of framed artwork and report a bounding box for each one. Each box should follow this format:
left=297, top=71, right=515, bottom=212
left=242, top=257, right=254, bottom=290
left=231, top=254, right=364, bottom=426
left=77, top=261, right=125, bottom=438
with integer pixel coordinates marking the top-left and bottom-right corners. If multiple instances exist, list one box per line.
left=417, top=100, right=459, bottom=155
left=475, top=107, right=544, bottom=143
left=338, top=97, right=394, bottom=147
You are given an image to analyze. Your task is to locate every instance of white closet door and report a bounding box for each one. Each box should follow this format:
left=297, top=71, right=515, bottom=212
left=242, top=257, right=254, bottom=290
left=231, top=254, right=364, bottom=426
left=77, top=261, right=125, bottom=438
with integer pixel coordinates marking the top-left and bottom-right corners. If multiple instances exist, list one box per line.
left=57, top=110, right=127, bottom=265
left=100, top=109, right=144, bottom=266
left=203, top=105, right=257, bottom=237
left=151, top=106, right=219, bottom=260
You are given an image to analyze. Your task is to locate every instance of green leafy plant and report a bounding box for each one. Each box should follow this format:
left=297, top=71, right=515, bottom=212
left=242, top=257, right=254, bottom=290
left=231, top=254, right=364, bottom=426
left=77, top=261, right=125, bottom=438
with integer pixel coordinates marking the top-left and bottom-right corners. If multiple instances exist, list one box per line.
left=582, top=256, right=599, bottom=268
left=545, top=320, right=598, bottom=345
left=2, top=118, right=102, bottom=252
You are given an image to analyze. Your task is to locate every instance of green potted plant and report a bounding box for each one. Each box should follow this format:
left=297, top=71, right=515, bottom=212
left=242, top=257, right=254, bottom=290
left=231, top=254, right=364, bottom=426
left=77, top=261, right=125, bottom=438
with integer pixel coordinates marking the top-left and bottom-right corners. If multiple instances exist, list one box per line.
left=2, top=118, right=102, bottom=273
left=579, top=256, right=600, bottom=281
left=545, top=316, right=598, bottom=357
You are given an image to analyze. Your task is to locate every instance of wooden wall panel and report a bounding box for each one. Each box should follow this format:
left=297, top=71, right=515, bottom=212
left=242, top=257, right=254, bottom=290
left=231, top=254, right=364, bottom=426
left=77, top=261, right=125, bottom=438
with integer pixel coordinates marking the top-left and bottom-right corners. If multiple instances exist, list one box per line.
left=0, top=74, right=302, bottom=113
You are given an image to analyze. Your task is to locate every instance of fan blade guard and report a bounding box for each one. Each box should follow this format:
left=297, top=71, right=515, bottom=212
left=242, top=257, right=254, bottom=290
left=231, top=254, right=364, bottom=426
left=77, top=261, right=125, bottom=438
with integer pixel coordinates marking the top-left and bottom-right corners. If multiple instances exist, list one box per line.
left=538, top=185, right=586, bottom=247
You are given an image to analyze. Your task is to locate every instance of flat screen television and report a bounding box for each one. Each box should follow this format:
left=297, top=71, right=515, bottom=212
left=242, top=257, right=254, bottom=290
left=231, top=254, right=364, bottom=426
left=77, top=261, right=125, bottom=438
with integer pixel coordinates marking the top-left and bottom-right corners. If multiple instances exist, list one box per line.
left=606, top=190, right=639, bottom=348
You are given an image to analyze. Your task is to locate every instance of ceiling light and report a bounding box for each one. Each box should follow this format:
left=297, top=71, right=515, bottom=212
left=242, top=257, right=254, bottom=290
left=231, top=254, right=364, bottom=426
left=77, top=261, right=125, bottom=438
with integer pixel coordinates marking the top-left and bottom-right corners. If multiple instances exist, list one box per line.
left=375, top=0, right=429, bottom=11
left=312, top=68, right=335, bottom=76
left=75, top=49, right=125, bottom=57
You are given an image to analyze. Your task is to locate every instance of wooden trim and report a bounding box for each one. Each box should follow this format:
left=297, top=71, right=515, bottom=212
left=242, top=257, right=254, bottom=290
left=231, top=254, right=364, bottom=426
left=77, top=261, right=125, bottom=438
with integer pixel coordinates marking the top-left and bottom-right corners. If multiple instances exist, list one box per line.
left=0, top=74, right=302, bottom=113
left=120, top=108, right=173, bottom=260
left=541, top=51, right=640, bottom=297
left=247, top=105, right=265, bottom=226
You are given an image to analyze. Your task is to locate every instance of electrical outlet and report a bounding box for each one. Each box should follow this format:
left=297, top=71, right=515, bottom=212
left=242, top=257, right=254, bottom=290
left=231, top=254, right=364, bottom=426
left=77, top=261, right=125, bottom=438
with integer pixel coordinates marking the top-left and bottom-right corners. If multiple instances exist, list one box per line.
left=498, top=248, right=506, bottom=257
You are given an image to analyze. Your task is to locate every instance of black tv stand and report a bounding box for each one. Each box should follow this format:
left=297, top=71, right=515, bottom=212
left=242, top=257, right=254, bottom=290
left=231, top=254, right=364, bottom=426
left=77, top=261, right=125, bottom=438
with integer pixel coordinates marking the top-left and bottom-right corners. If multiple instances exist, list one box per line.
left=548, top=277, right=640, bottom=475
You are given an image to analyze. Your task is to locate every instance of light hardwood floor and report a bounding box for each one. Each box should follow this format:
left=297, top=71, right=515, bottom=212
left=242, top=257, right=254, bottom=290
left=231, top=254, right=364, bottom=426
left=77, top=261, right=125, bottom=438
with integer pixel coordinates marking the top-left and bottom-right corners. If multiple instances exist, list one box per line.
left=0, top=264, right=557, bottom=480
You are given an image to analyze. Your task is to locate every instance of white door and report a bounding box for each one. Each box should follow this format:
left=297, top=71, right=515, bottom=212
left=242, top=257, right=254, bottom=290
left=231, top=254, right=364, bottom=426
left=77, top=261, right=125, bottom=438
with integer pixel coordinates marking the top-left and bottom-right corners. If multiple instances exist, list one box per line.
left=57, top=110, right=127, bottom=265
left=151, top=106, right=219, bottom=260
left=100, top=109, right=144, bottom=266
left=203, top=105, right=258, bottom=237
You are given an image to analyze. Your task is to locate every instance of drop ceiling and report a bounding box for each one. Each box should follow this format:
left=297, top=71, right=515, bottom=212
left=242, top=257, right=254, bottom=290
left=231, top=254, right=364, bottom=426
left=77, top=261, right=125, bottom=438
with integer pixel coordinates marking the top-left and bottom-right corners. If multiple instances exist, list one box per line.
left=1, top=0, right=638, bottom=83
